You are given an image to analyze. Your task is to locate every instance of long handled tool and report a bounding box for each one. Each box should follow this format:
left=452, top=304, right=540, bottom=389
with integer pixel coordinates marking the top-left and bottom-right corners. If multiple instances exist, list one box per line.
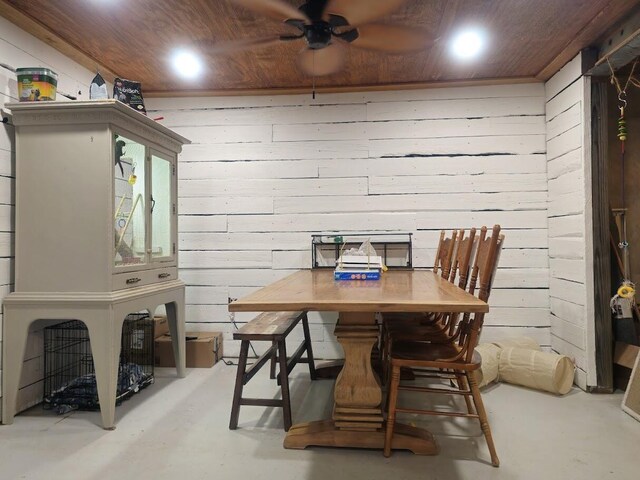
left=610, top=209, right=639, bottom=345
left=609, top=59, right=640, bottom=345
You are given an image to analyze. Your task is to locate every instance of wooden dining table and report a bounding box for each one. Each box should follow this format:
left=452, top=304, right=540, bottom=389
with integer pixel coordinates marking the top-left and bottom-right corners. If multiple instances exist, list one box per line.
left=228, top=269, right=488, bottom=454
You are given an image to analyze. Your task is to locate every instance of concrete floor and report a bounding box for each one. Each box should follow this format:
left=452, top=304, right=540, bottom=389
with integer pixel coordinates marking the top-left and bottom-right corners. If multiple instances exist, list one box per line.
left=0, top=362, right=639, bottom=480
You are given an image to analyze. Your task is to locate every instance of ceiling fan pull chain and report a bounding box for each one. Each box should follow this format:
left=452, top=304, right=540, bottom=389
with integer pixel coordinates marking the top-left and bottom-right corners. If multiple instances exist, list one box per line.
left=312, top=50, right=316, bottom=99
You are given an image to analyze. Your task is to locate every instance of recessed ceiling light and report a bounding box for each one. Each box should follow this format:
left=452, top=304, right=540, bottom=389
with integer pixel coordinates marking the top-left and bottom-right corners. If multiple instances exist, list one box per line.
left=450, top=29, right=486, bottom=60
left=171, top=50, right=203, bottom=79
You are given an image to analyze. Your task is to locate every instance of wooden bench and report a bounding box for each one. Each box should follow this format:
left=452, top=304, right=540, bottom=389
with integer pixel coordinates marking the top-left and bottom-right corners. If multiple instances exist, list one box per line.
left=229, top=311, right=316, bottom=431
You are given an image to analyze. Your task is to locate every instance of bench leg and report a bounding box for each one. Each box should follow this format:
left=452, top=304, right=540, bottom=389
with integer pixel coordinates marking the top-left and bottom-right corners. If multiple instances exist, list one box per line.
left=269, top=340, right=277, bottom=379
left=301, top=313, right=317, bottom=380
left=278, top=340, right=293, bottom=431
left=229, top=340, right=250, bottom=430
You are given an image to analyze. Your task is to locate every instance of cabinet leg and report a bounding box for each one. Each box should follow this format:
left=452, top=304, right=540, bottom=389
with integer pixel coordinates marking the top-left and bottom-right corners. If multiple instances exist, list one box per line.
left=85, top=314, right=124, bottom=430
left=166, top=299, right=186, bottom=377
left=1, top=312, right=32, bottom=425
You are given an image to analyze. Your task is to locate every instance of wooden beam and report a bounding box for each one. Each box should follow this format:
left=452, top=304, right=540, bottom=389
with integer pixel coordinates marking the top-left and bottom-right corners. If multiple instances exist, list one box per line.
left=590, top=30, right=640, bottom=78
left=590, top=79, right=614, bottom=392
left=587, top=4, right=640, bottom=77
left=581, top=47, right=600, bottom=75
left=0, top=0, right=119, bottom=82
left=145, top=76, right=541, bottom=98
left=537, top=0, right=640, bottom=81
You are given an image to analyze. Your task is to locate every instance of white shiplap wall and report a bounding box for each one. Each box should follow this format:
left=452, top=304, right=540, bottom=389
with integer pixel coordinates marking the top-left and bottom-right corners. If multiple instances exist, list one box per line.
left=0, top=16, right=97, bottom=414
left=147, top=83, right=551, bottom=359
left=545, top=53, right=593, bottom=389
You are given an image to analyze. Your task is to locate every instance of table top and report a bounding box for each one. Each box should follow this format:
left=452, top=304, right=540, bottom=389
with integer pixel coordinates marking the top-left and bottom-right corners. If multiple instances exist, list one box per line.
left=228, top=269, right=488, bottom=313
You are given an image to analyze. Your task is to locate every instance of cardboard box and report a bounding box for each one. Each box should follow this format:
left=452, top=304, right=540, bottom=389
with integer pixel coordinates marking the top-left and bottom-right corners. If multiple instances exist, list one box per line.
left=153, top=315, right=170, bottom=339
left=155, top=332, right=223, bottom=368
left=615, top=341, right=640, bottom=369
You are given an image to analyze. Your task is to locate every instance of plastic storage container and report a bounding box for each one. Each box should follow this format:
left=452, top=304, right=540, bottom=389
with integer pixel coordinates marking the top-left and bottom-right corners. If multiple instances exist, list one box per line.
left=16, top=67, right=58, bottom=101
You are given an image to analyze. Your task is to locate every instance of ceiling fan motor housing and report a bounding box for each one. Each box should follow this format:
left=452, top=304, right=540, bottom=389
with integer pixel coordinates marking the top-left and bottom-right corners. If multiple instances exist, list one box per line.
left=306, top=22, right=332, bottom=49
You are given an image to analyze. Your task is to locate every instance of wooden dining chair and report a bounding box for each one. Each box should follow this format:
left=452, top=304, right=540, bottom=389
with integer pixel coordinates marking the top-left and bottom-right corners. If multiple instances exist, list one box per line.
left=380, top=229, right=468, bottom=383
left=383, top=228, right=477, bottom=347
left=383, top=225, right=504, bottom=466
left=383, top=229, right=461, bottom=328
left=425, top=228, right=476, bottom=330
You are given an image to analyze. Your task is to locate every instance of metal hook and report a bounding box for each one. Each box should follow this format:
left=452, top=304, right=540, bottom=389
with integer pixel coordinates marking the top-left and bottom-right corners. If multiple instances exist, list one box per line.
left=619, top=91, right=628, bottom=109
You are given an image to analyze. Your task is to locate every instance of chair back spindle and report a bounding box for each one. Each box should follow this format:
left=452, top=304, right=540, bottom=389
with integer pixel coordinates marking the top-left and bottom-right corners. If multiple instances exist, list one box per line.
left=449, top=228, right=477, bottom=288
left=432, top=230, right=446, bottom=274
left=433, top=229, right=459, bottom=280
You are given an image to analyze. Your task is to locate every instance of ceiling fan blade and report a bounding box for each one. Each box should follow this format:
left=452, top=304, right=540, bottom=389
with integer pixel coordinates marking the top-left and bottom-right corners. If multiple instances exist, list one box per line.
left=324, top=0, right=407, bottom=26
left=351, top=24, right=434, bottom=53
left=197, top=36, right=287, bottom=54
left=231, top=0, right=310, bottom=23
left=297, top=43, right=346, bottom=76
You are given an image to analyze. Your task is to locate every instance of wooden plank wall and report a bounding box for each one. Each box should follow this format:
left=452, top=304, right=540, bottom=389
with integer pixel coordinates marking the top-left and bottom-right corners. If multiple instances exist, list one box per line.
left=0, top=16, right=95, bottom=414
left=545, top=53, right=592, bottom=389
left=147, top=82, right=551, bottom=359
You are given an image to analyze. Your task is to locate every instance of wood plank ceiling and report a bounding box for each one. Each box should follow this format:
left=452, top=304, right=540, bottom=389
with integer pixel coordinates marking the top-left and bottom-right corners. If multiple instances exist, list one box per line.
left=0, top=0, right=638, bottom=96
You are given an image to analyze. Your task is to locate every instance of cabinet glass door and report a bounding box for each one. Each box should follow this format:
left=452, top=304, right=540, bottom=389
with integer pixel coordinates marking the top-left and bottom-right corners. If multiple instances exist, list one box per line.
left=114, top=134, right=146, bottom=267
left=150, top=152, right=174, bottom=261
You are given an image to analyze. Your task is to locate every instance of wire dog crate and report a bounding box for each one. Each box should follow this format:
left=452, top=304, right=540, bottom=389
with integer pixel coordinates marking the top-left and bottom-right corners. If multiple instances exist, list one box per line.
left=43, top=313, right=154, bottom=414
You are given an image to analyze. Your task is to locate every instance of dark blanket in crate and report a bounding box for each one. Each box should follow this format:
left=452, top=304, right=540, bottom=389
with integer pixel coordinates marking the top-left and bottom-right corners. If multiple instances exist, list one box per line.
left=44, top=363, right=154, bottom=414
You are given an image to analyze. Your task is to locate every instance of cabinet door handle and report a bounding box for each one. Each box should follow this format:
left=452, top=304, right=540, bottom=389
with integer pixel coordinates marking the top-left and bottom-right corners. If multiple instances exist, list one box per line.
left=158, top=273, right=171, bottom=279
left=126, top=277, right=141, bottom=285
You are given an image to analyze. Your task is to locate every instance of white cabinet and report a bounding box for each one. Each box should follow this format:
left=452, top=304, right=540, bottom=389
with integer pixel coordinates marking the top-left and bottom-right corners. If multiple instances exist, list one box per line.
left=2, top=100, right=190, bottom=429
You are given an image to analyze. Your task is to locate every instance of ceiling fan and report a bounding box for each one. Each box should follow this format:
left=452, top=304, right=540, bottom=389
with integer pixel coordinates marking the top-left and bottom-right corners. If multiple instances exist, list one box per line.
left=205, top=0, right=434, bottom=76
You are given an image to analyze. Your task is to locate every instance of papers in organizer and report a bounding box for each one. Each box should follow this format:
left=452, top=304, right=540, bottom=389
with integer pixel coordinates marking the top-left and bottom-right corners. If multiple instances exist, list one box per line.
left=337, top=254, right=383, bottom=270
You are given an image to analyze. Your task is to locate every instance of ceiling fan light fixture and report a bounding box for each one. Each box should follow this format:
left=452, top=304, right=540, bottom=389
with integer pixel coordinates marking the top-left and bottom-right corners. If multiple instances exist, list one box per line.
left=171, top=50, right=204, bottom=79
left=450, top=28, right=487, bottom=61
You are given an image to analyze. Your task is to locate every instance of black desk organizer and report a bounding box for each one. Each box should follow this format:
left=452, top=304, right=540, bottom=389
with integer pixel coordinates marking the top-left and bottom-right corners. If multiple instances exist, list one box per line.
left=311, top=233, right=413, bottom=269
